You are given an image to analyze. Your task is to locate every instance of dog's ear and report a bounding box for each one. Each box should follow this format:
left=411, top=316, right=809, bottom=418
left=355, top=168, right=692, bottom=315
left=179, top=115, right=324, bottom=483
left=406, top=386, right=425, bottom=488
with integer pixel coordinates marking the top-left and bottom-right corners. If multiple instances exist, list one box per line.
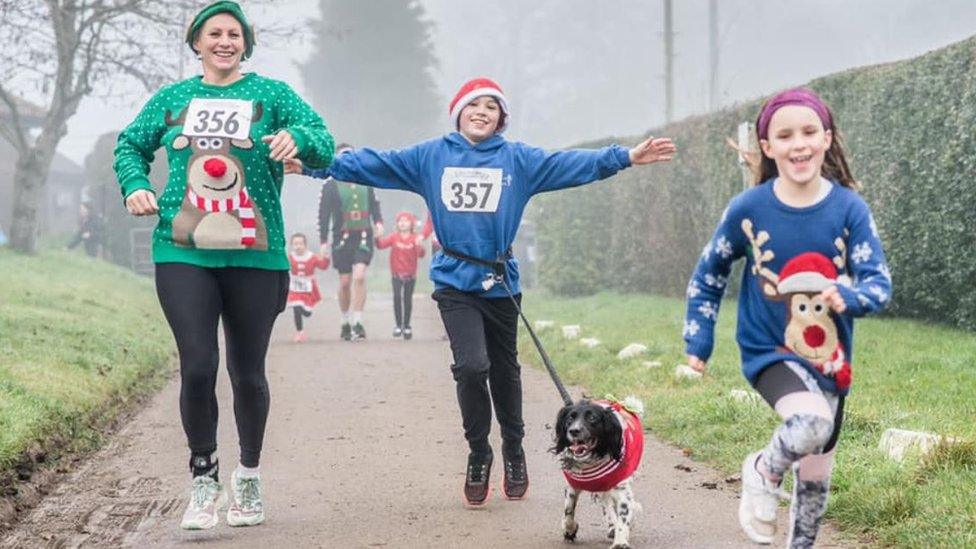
left=550, top=405, right=572, bottom=454
left=595, top=407, right=624, bottom=462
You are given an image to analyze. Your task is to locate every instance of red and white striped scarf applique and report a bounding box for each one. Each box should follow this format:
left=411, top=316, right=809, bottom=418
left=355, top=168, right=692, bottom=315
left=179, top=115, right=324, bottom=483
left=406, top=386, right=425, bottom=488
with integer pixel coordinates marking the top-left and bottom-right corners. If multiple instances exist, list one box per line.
left=186, top=187, right=256, bottom=247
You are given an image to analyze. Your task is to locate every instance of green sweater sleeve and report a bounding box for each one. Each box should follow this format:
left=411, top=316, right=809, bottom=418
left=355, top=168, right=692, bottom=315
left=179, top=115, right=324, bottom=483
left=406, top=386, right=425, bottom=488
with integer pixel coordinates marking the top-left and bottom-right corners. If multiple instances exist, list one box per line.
left=275, top=82, right=334, bottom=170
left=113, top=91, right=168, bottom=201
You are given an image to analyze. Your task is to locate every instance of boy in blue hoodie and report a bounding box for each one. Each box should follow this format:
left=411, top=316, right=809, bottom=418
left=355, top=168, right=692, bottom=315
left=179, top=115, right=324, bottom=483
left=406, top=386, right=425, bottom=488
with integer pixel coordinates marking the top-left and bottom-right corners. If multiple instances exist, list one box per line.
left=285, top=77, right=676, bottom=507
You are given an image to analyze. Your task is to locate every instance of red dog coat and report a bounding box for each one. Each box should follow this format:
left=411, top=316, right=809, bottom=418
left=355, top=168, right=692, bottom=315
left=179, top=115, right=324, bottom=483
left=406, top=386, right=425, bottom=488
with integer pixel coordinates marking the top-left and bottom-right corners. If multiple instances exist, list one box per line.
left=563, top=400, right=644, bottom=492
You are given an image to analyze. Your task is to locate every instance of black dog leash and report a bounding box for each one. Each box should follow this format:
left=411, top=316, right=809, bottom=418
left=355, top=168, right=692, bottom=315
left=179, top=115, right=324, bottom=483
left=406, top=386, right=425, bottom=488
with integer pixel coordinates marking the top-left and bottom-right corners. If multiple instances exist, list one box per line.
left=442, top=247, right=574, bottom=406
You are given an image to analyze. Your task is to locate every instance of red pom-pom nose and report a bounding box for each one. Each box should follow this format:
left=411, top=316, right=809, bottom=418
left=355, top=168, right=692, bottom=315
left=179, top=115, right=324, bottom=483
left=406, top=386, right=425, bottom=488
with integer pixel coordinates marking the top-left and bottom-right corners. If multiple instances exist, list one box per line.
left=203, top=158, right=227, bottom=178
left=803, top=325, right=826, bottom=348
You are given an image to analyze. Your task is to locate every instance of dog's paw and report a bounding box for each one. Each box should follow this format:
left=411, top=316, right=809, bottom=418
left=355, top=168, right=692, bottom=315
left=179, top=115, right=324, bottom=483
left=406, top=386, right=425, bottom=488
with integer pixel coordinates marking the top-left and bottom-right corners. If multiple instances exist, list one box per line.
left=610, top=543, right=631, bottom=549
left=562, top=522, right=579, bottom=542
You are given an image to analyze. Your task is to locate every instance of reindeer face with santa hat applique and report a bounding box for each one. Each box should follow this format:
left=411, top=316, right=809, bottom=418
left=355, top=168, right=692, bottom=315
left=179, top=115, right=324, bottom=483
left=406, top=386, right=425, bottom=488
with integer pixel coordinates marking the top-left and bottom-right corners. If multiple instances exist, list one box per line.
left=742, top=219, right=852, bottom=389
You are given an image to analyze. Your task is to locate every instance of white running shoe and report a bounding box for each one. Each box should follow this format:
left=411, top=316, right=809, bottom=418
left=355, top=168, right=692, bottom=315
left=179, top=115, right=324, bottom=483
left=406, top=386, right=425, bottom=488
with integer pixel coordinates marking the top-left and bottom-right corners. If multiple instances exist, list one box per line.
left=180, top=476, right=227, bottom=530
left=227, top=469, right=265, bottom=527
left=738, top=451, right=780, bottom=544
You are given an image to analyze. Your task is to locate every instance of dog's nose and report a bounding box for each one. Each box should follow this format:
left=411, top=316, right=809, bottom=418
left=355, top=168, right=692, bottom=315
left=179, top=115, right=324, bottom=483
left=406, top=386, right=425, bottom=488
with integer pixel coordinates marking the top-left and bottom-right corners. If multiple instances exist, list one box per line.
left=568, top=427, right=581, bottom=438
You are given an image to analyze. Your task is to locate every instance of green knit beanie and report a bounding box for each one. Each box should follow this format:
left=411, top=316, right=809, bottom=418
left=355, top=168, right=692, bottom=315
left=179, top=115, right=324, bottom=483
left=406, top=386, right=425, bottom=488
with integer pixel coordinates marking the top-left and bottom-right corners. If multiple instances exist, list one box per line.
left=185, top=1, right=255, bottom=60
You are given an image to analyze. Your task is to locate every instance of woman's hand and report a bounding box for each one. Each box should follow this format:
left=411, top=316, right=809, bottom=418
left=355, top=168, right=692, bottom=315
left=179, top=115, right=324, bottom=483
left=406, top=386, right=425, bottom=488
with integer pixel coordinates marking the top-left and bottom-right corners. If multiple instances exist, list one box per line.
left=374, top=222, right=385, bottom=238
left=819, top=285, right=847, bottom=314
left=687, top=354, right=707, bottom=373
left=283, top=158, right=303, bottom=175
left=125, top=189, right=159, bottom=216
left=262, top=130, right=298, bottom=162
left=629, top=136, right=677, bottom=165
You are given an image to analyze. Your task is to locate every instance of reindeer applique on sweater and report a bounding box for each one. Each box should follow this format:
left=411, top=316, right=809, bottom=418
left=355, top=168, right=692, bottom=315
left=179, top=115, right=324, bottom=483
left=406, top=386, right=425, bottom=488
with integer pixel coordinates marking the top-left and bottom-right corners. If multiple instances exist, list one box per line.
left=682, top=182, right=892, bottom=396
left=168, top=103, right=269, bottom=250
left=742, top=219, right=852, bottom=390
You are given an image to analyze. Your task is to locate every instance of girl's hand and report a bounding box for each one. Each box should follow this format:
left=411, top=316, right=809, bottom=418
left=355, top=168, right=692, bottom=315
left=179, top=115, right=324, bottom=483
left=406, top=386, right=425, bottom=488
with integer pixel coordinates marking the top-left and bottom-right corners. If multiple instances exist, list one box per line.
left=262, top=130, right=298, bottom=162
left=283, top=158, right=304, bottom=175
left=125, top=189, right=159, bottom=216
left=687, top=354, right=707, bottom=373
left=629, top=136, right=677, bottom=165
left=819, top=285, right=847, bottom=314
left=319, top=243, right=330, bottom=258
left=374, top=222, right=385, bottom=237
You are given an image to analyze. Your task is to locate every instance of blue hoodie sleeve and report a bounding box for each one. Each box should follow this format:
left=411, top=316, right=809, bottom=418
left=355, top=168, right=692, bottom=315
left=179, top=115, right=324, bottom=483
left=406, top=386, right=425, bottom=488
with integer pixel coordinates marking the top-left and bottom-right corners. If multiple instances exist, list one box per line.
left=683, top=200, right=748, bottom=362
left=835, top=197, right=892, bottom=317
left=309, top=145, right=426, bottom=193
left=520, top=144, right=632, bottom=195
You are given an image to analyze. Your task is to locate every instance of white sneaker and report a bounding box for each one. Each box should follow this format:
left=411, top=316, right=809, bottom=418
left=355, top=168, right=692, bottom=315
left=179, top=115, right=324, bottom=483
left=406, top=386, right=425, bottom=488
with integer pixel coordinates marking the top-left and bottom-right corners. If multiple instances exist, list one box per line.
left=738, top=451, right=780, bottom=544
left=227, top=468, right=265, bottom=527
left=180, top=476, right=227, bottom=530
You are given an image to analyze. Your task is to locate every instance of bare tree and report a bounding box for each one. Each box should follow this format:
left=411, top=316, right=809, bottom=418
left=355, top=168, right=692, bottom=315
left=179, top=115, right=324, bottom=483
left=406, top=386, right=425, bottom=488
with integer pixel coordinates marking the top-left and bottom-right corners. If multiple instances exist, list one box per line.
left=0, top=0, right=285, bottom=254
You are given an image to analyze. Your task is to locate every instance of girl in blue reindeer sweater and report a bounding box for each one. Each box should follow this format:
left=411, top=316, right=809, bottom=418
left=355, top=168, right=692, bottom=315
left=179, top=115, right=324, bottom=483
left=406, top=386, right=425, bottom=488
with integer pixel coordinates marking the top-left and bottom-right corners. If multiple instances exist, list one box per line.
left=683, top=88, right=891, bottom=548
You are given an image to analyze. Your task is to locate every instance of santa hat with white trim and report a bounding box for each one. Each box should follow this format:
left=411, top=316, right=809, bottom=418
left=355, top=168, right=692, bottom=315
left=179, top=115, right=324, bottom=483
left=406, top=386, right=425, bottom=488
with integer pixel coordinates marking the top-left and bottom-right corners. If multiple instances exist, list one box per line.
left=449, top=77, right=510, bottom=133
left=776, top=252, right=838, bottom=294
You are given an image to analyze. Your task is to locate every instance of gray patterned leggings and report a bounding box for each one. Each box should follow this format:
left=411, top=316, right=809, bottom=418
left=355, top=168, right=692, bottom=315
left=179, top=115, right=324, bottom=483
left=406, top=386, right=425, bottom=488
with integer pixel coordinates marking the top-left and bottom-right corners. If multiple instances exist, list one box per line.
left=754, top=361, right=844, bottom=549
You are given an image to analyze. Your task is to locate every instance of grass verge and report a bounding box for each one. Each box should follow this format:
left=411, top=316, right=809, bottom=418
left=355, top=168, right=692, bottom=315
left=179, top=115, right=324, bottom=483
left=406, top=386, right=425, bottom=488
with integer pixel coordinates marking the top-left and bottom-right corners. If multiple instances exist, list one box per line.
left=0, top=249, right=172, bottom=511
left=518, top=291, right=976, bottom=548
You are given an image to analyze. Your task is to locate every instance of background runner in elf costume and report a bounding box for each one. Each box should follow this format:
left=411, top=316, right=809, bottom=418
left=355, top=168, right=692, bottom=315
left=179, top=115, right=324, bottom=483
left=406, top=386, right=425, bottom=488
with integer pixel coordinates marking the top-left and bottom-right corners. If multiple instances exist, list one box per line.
left=287, top=233, right=330, bottom=343
left=312, top=144, right=385, bottom=341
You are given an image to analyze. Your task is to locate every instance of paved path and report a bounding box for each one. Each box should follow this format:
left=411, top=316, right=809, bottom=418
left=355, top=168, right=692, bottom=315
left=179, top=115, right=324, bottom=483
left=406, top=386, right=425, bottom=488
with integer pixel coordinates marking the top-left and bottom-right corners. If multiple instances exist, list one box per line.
left=1, top=292, right=846, bottom=548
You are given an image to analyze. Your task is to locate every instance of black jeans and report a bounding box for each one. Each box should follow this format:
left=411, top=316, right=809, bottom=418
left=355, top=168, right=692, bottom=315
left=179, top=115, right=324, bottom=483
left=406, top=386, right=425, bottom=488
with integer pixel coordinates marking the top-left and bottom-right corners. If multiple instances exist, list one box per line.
left=155, top=263, right=288, bottom=467
left=433, top=289, right=524, bottom=459
left=392, top=276, right=416, bottom=328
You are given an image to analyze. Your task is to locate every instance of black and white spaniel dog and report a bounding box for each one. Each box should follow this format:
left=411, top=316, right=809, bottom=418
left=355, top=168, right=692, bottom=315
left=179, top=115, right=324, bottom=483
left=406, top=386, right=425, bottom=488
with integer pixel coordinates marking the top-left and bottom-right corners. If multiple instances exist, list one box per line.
left=552, top=397, right=645, bottom=549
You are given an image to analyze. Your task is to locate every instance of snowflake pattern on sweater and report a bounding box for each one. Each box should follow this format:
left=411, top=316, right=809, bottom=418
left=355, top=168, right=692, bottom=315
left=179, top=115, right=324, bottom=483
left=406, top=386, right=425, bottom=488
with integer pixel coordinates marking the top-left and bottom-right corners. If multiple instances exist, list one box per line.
left=683, top=180, right=892, bottom=395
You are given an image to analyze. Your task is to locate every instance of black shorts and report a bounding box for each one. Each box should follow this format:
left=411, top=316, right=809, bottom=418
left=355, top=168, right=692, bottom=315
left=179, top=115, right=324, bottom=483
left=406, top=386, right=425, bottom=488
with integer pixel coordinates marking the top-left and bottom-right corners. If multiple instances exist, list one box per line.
left=332, top=241, right=373, bottom=274
left=755, top=362, right=845, bottom=453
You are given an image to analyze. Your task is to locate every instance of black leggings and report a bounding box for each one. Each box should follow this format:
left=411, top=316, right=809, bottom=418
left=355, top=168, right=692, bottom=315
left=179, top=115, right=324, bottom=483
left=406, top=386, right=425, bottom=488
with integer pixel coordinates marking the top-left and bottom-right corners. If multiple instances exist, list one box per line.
left=755, top=362, right=845, bottom=453
left=293, top=306, right=312, bottom=330
left=433, top=289, right=524, bottom=459
left=392, top=276, right=416, bottom=328
left=155, top=263, right=288, bottom=468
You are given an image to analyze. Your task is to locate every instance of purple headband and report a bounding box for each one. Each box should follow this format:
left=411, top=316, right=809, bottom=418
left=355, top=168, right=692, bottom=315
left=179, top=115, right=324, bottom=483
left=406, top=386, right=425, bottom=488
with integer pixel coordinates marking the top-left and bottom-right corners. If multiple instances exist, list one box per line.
left=757, top=88, right=832, bottom=140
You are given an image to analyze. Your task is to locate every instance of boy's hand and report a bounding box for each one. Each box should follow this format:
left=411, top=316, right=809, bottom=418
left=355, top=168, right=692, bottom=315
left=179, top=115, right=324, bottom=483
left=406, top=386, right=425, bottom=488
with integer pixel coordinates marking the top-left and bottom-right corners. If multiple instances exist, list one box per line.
left=283, top=158, right=304, bottom=175
left=629, top=136, right=677, bottom=165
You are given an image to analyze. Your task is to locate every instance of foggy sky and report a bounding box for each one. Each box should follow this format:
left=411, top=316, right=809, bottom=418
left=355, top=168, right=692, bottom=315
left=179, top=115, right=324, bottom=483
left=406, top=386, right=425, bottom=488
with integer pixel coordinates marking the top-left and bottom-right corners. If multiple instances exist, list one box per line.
left=56, top=0, right=976, bottom=163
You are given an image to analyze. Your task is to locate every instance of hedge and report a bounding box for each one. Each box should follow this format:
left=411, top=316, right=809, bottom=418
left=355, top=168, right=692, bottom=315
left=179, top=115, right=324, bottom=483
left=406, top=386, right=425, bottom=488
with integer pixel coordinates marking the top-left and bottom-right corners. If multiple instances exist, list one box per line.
left=531, top=35, right=976, bottom=330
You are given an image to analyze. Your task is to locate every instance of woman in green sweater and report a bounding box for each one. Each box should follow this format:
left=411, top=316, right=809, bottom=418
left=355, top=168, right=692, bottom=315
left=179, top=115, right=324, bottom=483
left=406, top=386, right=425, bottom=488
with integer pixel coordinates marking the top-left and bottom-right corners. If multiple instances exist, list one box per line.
left=113, top=1, right=333, bottom=531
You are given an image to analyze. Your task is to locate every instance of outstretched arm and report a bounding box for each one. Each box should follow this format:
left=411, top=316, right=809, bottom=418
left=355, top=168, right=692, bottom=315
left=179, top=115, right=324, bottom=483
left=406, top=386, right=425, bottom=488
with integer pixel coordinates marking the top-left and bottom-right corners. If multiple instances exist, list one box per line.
left=525, top=136, right=676, bottom=195
left=285, top=144, right=426, bottom=193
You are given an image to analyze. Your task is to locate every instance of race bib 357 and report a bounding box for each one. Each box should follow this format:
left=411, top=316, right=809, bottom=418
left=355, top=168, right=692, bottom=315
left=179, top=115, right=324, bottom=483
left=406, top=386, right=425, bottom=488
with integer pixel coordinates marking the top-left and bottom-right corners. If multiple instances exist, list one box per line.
left=440, top=167, right=503, bottom=213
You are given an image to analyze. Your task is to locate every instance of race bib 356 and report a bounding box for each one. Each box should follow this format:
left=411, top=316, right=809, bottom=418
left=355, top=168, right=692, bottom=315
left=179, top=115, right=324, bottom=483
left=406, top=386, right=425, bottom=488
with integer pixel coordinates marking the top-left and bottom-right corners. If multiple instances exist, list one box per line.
left=183, top=98, right=253, bottom=140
